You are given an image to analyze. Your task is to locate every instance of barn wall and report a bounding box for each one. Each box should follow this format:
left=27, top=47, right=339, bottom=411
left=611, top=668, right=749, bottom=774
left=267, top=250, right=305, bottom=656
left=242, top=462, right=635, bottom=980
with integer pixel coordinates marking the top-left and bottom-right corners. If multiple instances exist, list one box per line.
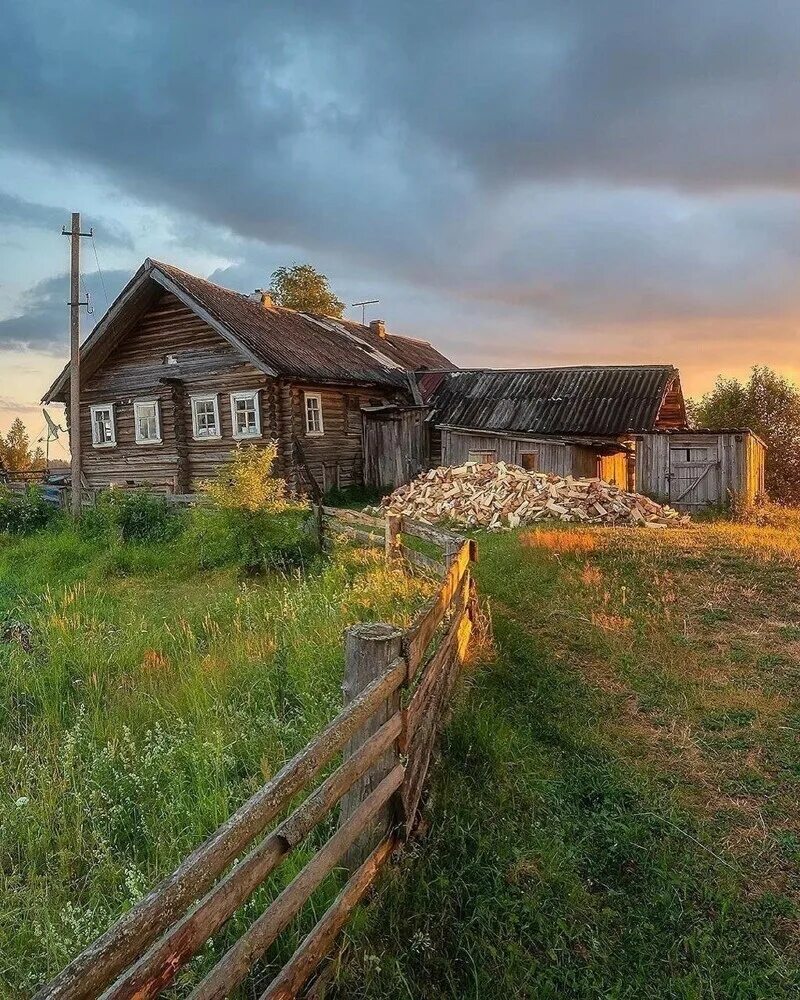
left=440, top=430, right=623, bottom=479
left=598, top=451, right=628, bottom=485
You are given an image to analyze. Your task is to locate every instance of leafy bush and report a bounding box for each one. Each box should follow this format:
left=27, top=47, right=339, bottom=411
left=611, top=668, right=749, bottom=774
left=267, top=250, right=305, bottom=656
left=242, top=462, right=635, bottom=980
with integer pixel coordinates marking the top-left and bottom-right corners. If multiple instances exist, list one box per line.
left=201, top=443, right=288, bottom=512
left=196, top=444, right=315, bottom=573
left=0, top=486, right=56, bottom=535
left=86, top=490, right=184, bottom=543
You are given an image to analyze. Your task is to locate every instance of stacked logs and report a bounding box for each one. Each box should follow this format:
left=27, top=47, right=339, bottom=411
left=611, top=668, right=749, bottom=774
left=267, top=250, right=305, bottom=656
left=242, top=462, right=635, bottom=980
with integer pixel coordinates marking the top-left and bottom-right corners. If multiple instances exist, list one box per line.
left=381, top=462, right=690, bottom=530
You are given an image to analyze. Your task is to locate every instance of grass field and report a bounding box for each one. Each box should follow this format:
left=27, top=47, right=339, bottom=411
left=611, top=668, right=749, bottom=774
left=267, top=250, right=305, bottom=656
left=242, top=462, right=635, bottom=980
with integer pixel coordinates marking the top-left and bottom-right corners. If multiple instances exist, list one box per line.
left=0, top=519, right=432, bottom=995
left=336, top=512, right=800, bottom=999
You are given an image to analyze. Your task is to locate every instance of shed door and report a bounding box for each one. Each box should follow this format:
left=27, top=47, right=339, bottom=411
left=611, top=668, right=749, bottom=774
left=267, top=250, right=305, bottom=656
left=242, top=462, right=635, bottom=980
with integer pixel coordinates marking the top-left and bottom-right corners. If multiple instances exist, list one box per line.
left=669, top=443, right=720, bottom=506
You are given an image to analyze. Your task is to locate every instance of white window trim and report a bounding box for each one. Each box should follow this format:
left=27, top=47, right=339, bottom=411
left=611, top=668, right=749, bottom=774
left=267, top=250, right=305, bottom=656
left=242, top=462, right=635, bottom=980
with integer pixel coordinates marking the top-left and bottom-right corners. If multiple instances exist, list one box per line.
left=133, top=398, right=163, bottom=445
left=230, top=389, right=262, bottom=440
left=190, top=393, right=222, bottom=441
left=304, top=392, right=324, bottom=436
left=90, top=403, right=116, bottom=448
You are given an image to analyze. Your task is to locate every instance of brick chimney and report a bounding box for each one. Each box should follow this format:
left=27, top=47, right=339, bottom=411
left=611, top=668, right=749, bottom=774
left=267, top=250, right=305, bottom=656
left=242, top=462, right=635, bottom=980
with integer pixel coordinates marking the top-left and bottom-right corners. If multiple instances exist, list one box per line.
left=370, top=319, right=387, bottom=339
left=249, top=289, right=274, bottom=307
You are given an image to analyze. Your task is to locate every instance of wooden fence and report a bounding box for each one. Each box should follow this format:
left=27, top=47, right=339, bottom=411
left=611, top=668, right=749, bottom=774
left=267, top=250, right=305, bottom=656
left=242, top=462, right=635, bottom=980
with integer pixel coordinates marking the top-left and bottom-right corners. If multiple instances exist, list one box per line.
left=36, top=511, right=477, bottom=1000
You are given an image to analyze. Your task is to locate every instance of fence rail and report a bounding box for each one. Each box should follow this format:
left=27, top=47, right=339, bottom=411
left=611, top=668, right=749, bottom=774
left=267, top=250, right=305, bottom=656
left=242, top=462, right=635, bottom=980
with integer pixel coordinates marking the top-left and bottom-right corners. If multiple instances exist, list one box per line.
left=36, top=509, right=477, bottom=1000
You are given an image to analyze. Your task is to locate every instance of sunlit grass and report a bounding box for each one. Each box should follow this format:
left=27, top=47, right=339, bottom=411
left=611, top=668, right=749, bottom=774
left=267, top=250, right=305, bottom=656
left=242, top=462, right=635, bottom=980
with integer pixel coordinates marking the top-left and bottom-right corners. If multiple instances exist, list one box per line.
left=336, top=511, right=800, bottom=999
left=0, top=525, right=432, bottom=994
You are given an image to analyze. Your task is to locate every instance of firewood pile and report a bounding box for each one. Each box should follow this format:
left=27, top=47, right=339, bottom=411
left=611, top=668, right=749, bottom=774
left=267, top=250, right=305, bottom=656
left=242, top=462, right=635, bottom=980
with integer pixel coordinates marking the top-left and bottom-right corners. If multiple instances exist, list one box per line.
left=381, top=462, right=690, bottom=530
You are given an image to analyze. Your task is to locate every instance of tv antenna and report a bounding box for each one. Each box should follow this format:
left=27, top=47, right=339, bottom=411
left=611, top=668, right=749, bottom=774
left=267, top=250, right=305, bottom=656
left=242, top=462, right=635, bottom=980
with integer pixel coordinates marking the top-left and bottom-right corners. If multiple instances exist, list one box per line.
left=41, top=409, right=66, bottom=474
left=351, top=299, right=379, bottom=324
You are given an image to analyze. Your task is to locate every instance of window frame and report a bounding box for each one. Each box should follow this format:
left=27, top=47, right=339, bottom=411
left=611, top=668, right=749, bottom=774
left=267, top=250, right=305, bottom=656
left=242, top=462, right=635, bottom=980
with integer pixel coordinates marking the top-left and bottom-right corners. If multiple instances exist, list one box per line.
left=229, top=389, right=262, bottom=440
left=519, top=450, right=539, bottom=472
left=304, top=392, right=324, bottom=436
left=133, top=398, right=163, bottom=446
left=89, top=403, right=117, bottom=448
left=190, top=393, right=222, bottom=441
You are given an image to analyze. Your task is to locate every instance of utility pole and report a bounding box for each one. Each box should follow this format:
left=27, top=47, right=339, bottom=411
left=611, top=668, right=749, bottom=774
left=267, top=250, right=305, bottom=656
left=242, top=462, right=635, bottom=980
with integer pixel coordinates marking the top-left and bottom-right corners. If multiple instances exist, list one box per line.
left=62, top=213, right=93, bottom=518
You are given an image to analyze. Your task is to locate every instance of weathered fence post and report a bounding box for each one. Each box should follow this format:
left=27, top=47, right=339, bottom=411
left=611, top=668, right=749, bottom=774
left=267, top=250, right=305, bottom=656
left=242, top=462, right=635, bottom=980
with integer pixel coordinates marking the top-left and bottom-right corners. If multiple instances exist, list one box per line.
left=340, top=623, right=404, bottom=869
left=385, top=514, right=401, bottom=564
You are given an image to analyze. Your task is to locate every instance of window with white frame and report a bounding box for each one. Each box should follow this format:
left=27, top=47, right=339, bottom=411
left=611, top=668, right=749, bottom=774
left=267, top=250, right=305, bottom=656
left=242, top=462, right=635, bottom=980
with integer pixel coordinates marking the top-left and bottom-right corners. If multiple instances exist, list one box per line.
left=230, top=390, right=261, bottom=439
left=191, top=394, right=221, bottom=439
left=90, top=404, right=116, bottom=447
left=134, top=399, right=162, bottom=444
left=304, top=392, right=324, bottom=435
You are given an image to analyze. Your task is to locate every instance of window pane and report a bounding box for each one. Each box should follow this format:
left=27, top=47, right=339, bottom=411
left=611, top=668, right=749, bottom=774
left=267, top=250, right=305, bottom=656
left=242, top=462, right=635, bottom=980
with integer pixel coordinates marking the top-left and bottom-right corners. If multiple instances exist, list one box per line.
left=93, top=408, right=113, bottom=444
left=137, top=403, right=158, bottom=441
left=305, top=396, right=322, bottom=433
left=194, top=399, right=218, bottom=437
left=234, top=395, right=257, bottom=435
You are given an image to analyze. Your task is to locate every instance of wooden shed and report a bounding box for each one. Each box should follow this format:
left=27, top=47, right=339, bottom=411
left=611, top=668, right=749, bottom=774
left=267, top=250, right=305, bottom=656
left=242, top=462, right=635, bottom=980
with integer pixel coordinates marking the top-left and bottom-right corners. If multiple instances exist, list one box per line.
left=634, top=429, right=766, bottom=509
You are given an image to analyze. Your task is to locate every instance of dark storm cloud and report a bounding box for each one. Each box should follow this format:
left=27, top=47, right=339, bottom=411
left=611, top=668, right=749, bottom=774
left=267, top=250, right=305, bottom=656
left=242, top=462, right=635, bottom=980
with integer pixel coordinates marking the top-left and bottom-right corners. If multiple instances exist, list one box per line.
left=0, top=192, right=133, bottom=248
left=2, top=1, right=800, bottom=342
left=0, top=269, right=129, bottom=351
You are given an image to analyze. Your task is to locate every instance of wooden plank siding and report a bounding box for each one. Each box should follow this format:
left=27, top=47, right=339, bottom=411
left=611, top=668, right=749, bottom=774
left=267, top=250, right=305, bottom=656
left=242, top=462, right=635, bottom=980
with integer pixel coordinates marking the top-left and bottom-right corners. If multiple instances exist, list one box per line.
left=440, top=429, right=623, bottom=481
left=76, top=290, right=400, bottom=492
left=634, top=431, right=767, bottom=508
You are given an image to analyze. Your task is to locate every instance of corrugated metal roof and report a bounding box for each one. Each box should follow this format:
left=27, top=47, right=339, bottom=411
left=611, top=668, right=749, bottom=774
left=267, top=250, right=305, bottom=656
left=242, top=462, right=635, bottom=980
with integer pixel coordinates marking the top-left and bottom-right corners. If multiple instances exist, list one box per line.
left=427, top=366, right=682, bottom=437
left=44, top=260, right=455, bottom=401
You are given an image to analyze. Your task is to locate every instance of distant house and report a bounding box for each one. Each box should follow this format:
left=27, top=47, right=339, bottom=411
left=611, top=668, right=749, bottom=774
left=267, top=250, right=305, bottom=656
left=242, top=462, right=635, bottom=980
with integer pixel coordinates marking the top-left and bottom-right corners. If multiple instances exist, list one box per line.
left=418, top=366, right=688, bottom=488
left=43, top=259, right=455, bottom=493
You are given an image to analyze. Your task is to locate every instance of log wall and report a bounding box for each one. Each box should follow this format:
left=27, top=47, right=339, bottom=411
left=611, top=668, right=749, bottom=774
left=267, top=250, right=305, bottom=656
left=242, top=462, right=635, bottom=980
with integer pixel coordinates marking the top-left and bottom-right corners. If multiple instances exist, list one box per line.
left=77, top=290, right=399, bottom=492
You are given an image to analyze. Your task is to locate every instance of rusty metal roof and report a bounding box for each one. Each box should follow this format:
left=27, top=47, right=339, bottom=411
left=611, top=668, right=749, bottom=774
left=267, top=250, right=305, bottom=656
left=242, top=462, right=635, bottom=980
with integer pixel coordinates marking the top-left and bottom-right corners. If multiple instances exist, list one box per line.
left=426, top=366, right=682, bottom=437
left=44, top=259, right=455, bottom=402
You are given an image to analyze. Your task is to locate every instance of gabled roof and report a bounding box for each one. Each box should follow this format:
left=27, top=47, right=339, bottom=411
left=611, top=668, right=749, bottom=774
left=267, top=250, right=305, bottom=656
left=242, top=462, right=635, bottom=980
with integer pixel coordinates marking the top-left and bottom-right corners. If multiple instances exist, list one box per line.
left=44, top=259, right=455, bottom=402
left=424, top=366, right=686, bottom=437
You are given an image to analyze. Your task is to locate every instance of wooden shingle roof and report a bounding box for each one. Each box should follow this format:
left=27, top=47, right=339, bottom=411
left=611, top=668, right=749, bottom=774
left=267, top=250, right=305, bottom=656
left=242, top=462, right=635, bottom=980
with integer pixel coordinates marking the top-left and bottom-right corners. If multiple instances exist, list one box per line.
left=44, top=259, right=455, bottom=402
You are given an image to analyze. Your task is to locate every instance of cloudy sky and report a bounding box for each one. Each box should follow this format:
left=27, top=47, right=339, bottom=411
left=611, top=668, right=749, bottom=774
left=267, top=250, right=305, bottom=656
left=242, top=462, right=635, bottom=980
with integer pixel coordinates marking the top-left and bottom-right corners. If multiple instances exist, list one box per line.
left=2, top=1, right=800, bottom=443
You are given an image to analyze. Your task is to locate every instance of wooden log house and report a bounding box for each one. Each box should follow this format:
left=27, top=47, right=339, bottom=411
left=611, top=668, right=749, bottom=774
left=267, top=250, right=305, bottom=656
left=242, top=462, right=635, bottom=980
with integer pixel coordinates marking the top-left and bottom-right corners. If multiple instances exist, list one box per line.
left=42, top=259, right=455, bottom=494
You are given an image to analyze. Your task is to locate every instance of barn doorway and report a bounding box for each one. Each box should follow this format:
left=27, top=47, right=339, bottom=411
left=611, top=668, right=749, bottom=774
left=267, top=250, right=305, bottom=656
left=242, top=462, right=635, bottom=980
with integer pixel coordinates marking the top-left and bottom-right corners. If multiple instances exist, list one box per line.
left=669, top=442, right=720, bottom=506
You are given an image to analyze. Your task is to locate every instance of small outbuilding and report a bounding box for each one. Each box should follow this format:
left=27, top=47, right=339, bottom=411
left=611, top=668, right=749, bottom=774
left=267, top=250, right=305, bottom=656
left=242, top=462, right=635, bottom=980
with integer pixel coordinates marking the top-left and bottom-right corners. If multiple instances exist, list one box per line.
left=633, top=429, right=767, bottom=509
left=418, top=365, right=689, bottom=489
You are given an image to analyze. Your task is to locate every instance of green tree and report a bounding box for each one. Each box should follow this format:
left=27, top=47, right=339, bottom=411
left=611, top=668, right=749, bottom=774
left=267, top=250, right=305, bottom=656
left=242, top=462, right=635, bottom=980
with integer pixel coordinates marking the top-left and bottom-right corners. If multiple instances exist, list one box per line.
left=268, top=264, right=345, bottom=318
left=0, top=418, right=45, bottom=472
left=690, top=365, right=800, bottom=504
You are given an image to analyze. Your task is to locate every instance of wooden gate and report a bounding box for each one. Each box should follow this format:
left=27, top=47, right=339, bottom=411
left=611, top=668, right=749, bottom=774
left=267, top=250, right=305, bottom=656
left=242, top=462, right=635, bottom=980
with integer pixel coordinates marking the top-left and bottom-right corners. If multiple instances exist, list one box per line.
left=669, top=440, right=720, bottom=507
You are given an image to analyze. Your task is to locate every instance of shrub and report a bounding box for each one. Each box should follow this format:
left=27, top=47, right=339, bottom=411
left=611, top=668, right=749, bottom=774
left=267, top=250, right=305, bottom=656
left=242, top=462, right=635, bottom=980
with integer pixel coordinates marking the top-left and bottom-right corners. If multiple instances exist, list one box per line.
left=201, top=443, right=288, bottom=512
left=0, top=486, right=56, bottom=535
left=197, top=444, right=314, bottom=573
left=88, top=490, right=183, bottom=543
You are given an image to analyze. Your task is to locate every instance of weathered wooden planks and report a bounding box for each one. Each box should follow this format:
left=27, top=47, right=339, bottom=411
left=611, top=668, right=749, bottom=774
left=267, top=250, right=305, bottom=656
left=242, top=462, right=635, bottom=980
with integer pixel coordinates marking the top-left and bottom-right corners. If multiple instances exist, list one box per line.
left=188, top=767, right=405, bottom=1000
left=260, top=837, right=396, bottom=1000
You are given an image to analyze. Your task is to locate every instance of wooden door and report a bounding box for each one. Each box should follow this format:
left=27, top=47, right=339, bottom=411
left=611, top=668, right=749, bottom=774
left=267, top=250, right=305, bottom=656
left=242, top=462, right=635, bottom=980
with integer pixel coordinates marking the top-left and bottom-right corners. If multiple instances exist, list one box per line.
left=669, top=442, right=720, bottom=507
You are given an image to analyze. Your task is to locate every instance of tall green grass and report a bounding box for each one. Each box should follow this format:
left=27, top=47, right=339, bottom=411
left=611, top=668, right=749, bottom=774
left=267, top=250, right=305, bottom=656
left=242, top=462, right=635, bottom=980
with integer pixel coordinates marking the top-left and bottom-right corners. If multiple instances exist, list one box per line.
left=0, top=520, right=431, bottom=994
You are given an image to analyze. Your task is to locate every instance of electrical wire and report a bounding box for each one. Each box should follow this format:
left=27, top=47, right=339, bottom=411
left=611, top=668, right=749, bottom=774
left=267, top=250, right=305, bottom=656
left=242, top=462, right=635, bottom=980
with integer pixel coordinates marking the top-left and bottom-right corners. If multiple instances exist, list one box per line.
left=90, top=231, right=110, bottom=311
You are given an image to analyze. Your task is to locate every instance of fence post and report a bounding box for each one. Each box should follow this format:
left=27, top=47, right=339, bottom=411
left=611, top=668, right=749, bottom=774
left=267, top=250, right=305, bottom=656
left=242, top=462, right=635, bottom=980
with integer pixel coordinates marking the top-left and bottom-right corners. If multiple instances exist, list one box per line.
left=385, top=514, right=401, bottom=564
left=339, top=623, right=404, bottom=870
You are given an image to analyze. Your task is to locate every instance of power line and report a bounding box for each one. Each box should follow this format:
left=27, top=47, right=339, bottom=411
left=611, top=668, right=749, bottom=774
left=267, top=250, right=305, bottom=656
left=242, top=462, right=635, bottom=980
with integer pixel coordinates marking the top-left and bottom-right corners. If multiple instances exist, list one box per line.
left=90, top=231, right=110, bottom=311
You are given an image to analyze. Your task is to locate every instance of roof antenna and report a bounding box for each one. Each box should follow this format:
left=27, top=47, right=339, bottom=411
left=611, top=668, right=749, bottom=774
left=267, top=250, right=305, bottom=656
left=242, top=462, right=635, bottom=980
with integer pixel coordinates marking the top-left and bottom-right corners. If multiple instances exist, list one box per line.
left=351, top=299, right=379, bottom=325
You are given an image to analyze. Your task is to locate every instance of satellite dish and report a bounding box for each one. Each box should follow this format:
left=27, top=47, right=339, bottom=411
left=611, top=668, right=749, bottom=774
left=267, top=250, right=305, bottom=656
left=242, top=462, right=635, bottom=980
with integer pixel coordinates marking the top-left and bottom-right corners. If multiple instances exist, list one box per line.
left=43, top=410, right=65, bottom=439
